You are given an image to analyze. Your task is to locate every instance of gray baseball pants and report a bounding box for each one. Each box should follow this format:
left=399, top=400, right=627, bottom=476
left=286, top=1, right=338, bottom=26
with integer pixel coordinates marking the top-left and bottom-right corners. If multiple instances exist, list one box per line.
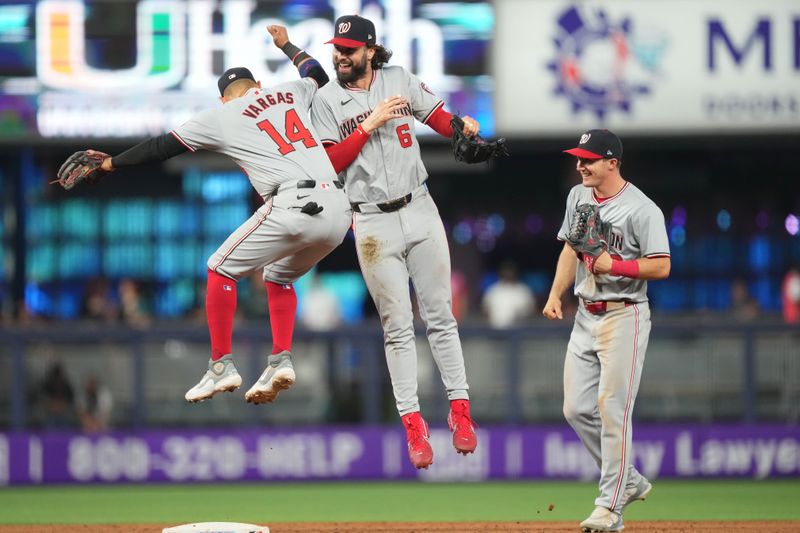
left=563, top=302, right=651, bottom=512
left=352, top=185, right=469, bottom=415
left=207, top=181, right=352, bottom=284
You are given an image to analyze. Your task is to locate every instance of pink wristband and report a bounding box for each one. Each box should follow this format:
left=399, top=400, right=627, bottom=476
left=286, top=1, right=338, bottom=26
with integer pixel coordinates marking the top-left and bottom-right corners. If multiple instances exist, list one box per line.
left=610, top=259, right=640, bottom=278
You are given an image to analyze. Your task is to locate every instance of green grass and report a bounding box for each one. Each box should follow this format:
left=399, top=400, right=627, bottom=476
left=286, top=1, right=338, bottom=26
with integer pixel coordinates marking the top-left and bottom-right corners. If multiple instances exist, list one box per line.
left=0, top=480, right=798, bottom=524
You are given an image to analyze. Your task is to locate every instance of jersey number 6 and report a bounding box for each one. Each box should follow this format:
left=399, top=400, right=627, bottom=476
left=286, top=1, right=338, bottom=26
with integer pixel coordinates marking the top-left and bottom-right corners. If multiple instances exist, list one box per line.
left=396, top=124, right=412, bottom=148
left=257, top=109, right=318, bottom=155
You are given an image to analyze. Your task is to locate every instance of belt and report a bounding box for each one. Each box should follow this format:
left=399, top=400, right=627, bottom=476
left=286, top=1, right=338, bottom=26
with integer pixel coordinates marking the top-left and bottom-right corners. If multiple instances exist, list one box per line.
left=352, top=192, right=413, bottom=213
left=582, top=300, right=635, bottom=315
left=275, top=179, right=343, bottom=194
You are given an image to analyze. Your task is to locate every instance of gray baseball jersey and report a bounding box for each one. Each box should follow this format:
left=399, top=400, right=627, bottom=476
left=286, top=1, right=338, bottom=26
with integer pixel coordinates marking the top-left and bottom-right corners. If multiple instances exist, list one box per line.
left=308, top=66, right=469, bottom=417
left=557, top=180, right=669, bottom=513
left=310, top=65, right=443, bottom=203
left=557, top=181, right=670, bottom=302
left=172, top=78, right=351, bottom=284
left=173, top=79, right=336, bottom=199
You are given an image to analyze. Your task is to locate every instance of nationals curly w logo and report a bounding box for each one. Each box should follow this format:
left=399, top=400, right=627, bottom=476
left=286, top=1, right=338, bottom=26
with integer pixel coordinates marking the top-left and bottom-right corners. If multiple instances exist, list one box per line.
left=338, top=22, right=352, bottom=34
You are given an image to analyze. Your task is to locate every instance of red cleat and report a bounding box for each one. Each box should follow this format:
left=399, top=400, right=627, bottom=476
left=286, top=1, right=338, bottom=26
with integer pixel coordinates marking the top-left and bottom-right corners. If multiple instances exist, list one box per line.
left=448, top=399, right=477, bottom=455
left=401, top=411, right=434, bottom=469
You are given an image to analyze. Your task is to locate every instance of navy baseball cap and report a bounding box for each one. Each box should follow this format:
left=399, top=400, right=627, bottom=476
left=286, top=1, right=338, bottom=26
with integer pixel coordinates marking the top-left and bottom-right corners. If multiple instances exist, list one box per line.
left=217, top=67, right=255, bottom=96
left=564, top=129, right=623, bottom=160
left=326, top=15, right=376, bottom=48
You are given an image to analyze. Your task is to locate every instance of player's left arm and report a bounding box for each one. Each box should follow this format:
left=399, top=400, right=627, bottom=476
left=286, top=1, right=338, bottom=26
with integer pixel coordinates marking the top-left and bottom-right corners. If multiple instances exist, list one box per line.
left=101, top=133, right=189, bottom=171
left=594, top=255, right=670, bottom=280
left=100, top=107, right=223, bottom=171
left=404, top=70, right=478, bottom=137
left=268, top=25, right=329, bottom=88
left=593, top=202, right=671, bottom=280
left=59, top=106, right=217, bottom=182
left=426, top=107, right=479, bottom=138
left=637, top=256, right=671, bottom=280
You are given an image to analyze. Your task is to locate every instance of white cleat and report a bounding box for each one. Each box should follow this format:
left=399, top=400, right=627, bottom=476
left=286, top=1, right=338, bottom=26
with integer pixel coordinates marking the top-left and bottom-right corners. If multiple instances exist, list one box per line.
left=621, top=478, right=652, bottom=512
left=245, top=351, right=295, bottom=405
left=185, top=354, right=242, bottom=403
left=580, top=506, right=624, bottom=532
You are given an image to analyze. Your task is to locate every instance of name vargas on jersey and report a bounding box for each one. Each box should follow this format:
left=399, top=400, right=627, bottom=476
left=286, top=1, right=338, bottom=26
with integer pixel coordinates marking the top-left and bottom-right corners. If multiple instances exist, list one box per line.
left=337, top=103, right=413, bottom=138
left=241, top=92, right=295, bottom=119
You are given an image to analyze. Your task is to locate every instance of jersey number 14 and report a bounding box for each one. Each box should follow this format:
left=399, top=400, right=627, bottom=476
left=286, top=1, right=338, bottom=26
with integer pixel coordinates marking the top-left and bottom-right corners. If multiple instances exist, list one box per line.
left=257, top=109, right=318, bottom=155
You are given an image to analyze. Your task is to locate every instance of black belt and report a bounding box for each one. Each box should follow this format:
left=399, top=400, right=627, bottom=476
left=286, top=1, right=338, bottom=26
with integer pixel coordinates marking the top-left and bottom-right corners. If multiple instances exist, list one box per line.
left=352, top=192, right=413, bottom=213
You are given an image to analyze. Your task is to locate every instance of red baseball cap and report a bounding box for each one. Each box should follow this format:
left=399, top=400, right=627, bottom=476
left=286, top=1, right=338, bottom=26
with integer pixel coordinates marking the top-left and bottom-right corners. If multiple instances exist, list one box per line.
left=326, top=15, right=376, bottom=48
left=563, top=129, right=623, bottom=160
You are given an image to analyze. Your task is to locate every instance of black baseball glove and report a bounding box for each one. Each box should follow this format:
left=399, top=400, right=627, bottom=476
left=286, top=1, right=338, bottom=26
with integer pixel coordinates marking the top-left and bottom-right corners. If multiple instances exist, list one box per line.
left=450, top=115, right=508, bottom=164
left=566, top=203, right=613, bottom=273
left=53, top=150, right=111, bottom=190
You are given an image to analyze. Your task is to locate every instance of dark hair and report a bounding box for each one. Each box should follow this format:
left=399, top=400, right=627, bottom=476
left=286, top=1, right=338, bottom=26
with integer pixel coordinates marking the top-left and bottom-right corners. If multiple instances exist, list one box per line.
left=370, top=45, right=392, bottom=69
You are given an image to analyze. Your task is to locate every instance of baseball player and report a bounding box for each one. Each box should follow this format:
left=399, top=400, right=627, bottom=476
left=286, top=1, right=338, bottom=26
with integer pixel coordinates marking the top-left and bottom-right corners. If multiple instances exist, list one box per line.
left=56, top=26, right=404, bottom=407
left=543, top=129, right=670, bottom=532
left=308, top=15, right=479, bottom=470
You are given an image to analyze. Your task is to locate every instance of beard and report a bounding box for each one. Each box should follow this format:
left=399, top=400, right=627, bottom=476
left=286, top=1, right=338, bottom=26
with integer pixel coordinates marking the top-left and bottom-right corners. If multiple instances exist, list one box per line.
left=335, top=55, right=368, bottom=84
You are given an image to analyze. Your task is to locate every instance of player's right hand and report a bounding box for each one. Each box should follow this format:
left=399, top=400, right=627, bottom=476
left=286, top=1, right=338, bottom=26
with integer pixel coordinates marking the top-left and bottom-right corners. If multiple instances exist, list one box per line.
left=362, top=95, right=409, bottom=133
left=267, top=25, right=289, bottom=48
left=542, top=296, right=563, bottom=320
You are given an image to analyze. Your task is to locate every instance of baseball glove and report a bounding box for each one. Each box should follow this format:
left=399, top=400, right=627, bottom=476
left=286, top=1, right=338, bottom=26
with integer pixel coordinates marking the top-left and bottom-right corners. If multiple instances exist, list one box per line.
left=450, top=115, right=508, bottom=164
left=53, top=150, right=111, bottom=190
left=566, top=203, right=613, bottom=273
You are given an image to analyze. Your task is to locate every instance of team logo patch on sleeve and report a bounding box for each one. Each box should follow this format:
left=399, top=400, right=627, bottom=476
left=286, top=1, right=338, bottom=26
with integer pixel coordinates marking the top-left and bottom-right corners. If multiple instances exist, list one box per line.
left=420, top=82, right=436, bottom=96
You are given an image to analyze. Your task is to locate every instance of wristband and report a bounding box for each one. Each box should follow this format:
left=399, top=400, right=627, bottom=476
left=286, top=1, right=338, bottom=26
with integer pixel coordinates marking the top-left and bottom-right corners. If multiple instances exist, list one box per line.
left=280, top=41, right=309, bottom=66
left=356, top=124, right=370, bottom=136
left=610, top=259, right=640, bottom=278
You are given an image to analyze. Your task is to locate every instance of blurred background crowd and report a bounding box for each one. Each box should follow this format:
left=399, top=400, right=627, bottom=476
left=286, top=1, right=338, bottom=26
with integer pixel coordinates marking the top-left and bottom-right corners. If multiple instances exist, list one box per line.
left=4, top=147, right=799, bottom=328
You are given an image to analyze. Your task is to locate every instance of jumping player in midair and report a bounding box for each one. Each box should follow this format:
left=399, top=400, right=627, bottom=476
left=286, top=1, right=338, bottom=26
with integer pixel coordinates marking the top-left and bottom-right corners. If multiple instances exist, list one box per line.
left=56, top=26, right=404, bottom=407
left=543, top=129, right=671, bottom=532
left=307, top=15, right=480, bottom=469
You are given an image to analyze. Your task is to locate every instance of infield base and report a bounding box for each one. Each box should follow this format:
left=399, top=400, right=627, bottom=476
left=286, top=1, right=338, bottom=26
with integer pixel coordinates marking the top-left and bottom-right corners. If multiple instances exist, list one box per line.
left=162, top=522, right=269, bottom=533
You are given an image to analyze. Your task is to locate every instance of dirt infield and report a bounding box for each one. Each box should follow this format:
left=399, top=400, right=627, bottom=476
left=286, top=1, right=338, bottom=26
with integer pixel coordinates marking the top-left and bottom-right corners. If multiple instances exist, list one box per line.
left=1, top=522, right=799, bottom=532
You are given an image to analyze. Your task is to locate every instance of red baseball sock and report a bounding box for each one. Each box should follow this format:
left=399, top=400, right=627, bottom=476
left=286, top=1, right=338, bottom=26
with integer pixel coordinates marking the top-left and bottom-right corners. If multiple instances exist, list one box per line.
left=206, top=269, right=237, bottom=361
left=265, top=281, right=297, bottom=354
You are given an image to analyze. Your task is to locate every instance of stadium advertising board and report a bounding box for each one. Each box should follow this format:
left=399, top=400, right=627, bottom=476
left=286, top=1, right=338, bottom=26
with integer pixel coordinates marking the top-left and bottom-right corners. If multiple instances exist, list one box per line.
left=0, top=0, right=493, bottom=141
left=2, top=424, right=800, bottom=485
left=495, top=0, right=800, bottom=135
